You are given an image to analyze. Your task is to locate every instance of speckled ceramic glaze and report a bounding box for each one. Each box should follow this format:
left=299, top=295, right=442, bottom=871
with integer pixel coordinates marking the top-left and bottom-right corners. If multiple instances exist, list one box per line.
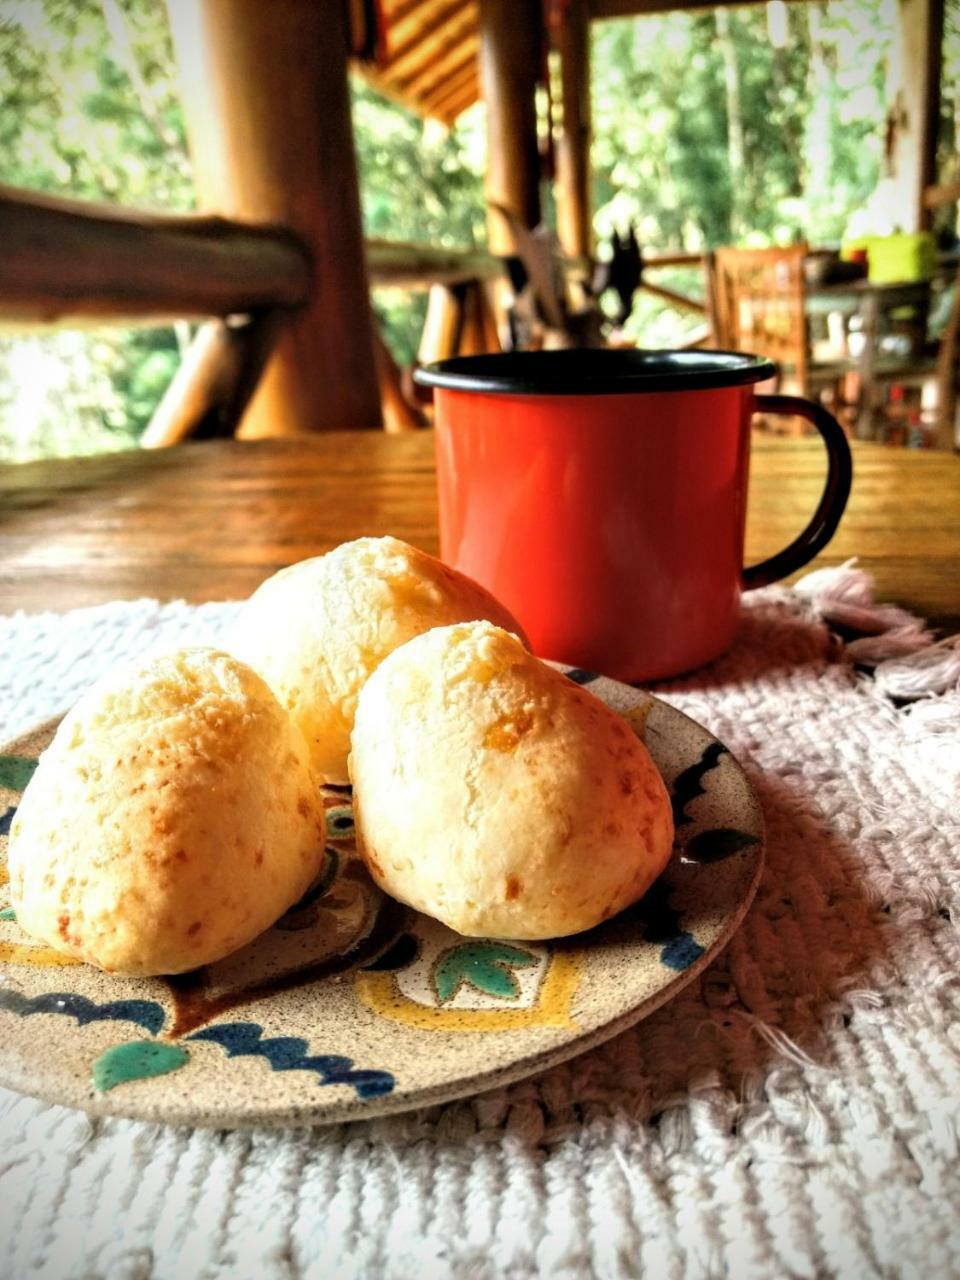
left=0, top=669, right=764, bottom=1129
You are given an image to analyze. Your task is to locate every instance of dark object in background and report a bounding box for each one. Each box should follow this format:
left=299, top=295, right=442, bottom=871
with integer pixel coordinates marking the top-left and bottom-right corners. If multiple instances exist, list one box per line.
left=803, top=253, right=868, bottom=287
left=592, top=225, right=643, bottom=325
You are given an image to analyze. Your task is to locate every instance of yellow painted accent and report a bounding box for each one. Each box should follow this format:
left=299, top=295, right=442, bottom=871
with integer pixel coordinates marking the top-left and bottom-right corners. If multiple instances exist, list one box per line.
left=0, top=940, right=82, bottom=967
left=354, top=952, right=582, bottom=1033
left=0, top=864, right=7, bottom=888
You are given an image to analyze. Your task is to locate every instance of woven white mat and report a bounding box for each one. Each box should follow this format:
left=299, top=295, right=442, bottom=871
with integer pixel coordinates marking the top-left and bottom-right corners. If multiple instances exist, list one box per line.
left=1, top=570, right=959, bottom=1280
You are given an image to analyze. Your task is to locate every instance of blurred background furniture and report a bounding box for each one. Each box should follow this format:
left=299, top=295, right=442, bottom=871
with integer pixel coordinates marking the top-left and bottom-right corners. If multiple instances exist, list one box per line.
left=705, top=245, right=852, bottom=432
left=708, top=245, right=808, bottom=391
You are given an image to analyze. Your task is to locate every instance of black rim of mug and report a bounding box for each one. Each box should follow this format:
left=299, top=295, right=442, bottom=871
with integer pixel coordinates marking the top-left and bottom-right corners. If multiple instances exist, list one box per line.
left=413, top=349, right=778, bottom=396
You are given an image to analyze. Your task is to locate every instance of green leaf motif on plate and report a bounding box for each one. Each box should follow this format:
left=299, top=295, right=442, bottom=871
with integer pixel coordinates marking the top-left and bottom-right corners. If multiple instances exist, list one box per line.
left=684, top=828, right=760, bottom=864
left=92, top=1040, right=189, bottom=1093
left=0, top=757, right=37, bottom=792
left=0, top=908, right=15, bottom=922
left=433, top=942, right=538, bottom=1004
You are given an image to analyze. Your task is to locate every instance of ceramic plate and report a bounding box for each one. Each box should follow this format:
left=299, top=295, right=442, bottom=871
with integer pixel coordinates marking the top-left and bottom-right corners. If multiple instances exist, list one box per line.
left=0, top=668, right=763, bottom=1129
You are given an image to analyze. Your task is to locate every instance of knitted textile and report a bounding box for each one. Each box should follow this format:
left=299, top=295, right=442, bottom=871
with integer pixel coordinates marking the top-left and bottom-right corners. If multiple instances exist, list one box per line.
left=1, top=570, right=958, bottom=1280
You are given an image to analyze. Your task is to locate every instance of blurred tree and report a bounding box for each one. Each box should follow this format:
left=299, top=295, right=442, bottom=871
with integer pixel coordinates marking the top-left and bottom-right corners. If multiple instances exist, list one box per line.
left=0, top=0, right=190, bottom=460
left=351, top=84, right=486, bottom=365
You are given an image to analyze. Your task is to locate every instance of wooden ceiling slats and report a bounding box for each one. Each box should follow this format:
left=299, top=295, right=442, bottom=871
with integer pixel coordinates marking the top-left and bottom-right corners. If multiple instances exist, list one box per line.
left=391, top=16, right=481, bottom=91
left=363, top=0, right=795, bottom=123
left=384, top=0, right=474, bottom=66
left=421, top=59, right=478, bottom=112
left=399, top=37, right=478, bottom=102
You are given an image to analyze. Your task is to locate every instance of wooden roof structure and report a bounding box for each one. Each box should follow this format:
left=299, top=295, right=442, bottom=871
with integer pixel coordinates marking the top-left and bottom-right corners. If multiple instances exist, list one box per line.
left=354, top=0, right=483, bottom=127
left=356, top=0, right=827, bottom=125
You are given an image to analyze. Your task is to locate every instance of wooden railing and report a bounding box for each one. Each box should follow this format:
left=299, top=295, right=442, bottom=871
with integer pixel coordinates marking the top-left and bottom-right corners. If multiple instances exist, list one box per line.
left=0, top=182, right=718, bottom=441
left=0, top=184, right=507, bottom=440
left=0, top=185, right=311, bottom=324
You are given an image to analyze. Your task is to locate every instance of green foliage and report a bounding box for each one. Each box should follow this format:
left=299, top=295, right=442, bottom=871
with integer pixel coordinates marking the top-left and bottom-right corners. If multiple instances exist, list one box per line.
left=353, top=84, right=485, bottom=362
left=353, top=83, right=486, bottom=248
left=0, top=0, right=191, bottom=460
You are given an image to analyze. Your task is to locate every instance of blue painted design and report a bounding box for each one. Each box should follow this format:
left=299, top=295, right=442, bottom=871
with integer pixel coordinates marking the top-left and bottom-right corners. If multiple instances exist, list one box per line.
left=684, top=827, right=759, bottom=864
left=628, top=879, right=706, bottom=972
left=0, top=805, right=15, bottom=836
left=0, top=990, right=165, bottom=1035
left=631, top=879, right=679, bottom=943
left=671, top=742, right=726, bottom=829
left=0, top=908, right=15, bottom=922
left=564, top=668, right=599, bottom=685
left=660, top=933, right=705, bottom=971
left=187, top=1022, right=395, bottom=1099
left=363, top=932, right=418, bottom=971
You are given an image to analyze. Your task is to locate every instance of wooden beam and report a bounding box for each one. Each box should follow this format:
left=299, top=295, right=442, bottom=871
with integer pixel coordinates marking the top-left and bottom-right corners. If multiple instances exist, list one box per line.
left=555, top=0, right=592, bottom=262
left=479, top=0, right=542, bottom=255
left=142, top=311, right=287, bottom=446
left=372, top=330, right=428, bottom=433
left=884, top=0, right=944, bottom=233
left=366, top=240, right=499, bottom=287
left=925, top=181, right=960, bottom=208
left=384, top=0, right=473, bottom=65
left=589, top=0, right=821, bottom=16
left=432, top=83, right=482, bottom=125
left=638, top=280, right=706, bottom=315
left=0, top=185, right=309, bottom=325
left=166, top=0, right=382, bottom=434
left=418, top=283, right=465, bottom=363
left=399, top=38, right=479, bottom=103
left=386, top=0, right=443, bottom=41
left=642, top=249, right=705, bottom=268
left=387, top=6, right=476, bottom=85
left=422, top=61, right=479, bottom=116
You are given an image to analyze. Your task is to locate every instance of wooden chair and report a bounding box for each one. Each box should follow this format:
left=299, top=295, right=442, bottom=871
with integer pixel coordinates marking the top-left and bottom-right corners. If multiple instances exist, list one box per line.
left=705, top=246, right=850, bottom=423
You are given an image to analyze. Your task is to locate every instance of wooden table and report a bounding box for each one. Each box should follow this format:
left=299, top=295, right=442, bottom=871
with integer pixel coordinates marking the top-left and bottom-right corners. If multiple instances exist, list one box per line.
left=1, top=433, right=959, bottom=629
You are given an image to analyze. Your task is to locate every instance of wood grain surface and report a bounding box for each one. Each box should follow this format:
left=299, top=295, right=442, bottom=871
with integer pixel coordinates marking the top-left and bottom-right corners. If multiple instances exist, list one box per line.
left=1, top=434, right=958, bottom=628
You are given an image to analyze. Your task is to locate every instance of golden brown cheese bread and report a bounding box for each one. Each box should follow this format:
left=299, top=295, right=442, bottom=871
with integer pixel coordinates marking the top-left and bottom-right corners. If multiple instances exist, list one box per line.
left=349, top=621, right=674, bottom=939
left=8, top=648, right=325, bottom=976
left=229, top=536, right=526, bottom=783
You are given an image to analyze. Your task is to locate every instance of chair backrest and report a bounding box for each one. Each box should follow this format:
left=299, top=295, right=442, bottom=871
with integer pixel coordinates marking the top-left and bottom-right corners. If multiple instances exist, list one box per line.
left=707, top=244, right=810, bottom=391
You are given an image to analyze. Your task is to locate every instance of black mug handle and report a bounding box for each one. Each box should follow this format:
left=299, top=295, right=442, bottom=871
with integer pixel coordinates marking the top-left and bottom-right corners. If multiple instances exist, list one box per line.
left=742, top=394, right=853, bottom=590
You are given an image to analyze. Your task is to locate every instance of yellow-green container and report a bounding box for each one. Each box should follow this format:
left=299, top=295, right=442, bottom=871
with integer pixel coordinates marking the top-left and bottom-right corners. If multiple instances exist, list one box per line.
left=841, top=232, right=937, bottom=284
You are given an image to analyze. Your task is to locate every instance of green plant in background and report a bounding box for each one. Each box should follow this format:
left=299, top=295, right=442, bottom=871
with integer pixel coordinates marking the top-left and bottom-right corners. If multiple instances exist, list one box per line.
left=352, top=82, right=486, bottom=367
left=0, top=0, right=191, bottom=460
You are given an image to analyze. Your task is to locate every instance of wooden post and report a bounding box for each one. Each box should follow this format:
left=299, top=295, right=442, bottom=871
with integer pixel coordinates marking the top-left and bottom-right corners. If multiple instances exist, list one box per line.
left=478, top=0, right=542, bottom=256
left=886, top=0, right=944, bottom=233
left=555, top=0, right=592, bottom=263
left=165, top=0, right=382, bottom=434
left=142, top=312, right=288, bottom=447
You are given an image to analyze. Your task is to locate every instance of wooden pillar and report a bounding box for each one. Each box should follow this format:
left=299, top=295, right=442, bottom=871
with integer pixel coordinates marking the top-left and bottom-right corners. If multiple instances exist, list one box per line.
left=555, top=0, right=592, bottom=263
left=479, top=0, right=542, bottom=256
left=165, top=0, right=382, bottom=435
left=886, top=0, right=944, bottom=233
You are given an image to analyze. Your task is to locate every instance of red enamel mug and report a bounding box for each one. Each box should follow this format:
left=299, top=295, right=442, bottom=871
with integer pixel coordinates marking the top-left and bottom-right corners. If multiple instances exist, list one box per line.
left=415, top=350, right=852, bottom=682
